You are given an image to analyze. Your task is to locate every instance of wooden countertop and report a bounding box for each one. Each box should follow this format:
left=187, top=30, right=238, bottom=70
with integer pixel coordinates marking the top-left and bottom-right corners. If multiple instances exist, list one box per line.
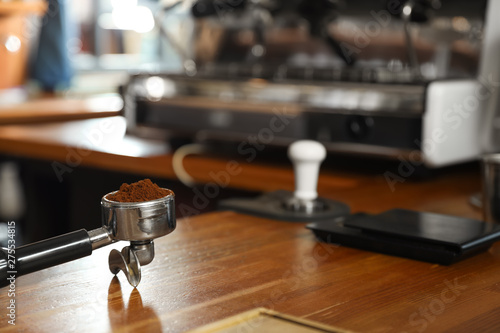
left=2, top=207, right=499, bottom=332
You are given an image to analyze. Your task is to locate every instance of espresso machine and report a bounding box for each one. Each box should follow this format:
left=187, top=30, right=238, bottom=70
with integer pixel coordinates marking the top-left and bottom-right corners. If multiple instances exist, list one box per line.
left=123, top=0, right=499, bottom=168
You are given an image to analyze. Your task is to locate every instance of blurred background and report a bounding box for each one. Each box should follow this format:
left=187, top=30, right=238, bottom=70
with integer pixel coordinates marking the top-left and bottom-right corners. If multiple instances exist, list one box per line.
left=0, top=0, right=497, bottom=246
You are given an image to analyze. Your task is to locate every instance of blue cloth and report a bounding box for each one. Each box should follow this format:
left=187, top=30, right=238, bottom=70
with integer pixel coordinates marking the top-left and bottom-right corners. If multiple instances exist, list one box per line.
left=31, top=0, right=74, bottom=91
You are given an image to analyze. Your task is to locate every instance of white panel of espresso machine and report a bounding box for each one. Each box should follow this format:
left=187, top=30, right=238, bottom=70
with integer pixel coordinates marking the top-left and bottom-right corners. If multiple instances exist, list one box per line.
left=123, top=0, right=497, bottom=167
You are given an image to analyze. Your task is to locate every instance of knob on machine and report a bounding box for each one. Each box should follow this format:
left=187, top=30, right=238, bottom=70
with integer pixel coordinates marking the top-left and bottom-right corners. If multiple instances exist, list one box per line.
left=0, top=180, right=176, bottom=288
left=219, top=140, right=349, bottom=221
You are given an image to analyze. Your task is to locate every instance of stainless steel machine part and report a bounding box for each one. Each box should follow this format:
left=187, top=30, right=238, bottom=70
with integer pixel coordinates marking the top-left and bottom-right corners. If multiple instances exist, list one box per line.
left=109, top=246, right=141, bottom=287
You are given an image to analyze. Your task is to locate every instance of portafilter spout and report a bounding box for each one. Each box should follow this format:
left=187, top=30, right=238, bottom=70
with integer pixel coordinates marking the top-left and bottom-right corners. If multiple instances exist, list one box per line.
left=0, top=190, right=175, bottom=288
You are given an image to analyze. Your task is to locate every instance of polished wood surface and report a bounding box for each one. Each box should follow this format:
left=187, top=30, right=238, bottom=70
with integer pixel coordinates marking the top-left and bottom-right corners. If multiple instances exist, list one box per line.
left=0, top=94, right=122, bottom=124
left=0, top=116, right=168, bottom=170
left=2, top=204, right=499, bottom=332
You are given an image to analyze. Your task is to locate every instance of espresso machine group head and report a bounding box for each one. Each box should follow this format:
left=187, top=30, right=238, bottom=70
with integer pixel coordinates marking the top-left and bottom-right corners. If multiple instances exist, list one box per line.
left=1, top=190, right=176, bottom=288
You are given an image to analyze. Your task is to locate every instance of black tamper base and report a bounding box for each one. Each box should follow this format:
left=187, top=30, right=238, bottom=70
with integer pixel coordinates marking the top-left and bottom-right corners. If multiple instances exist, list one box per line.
left=218, top=190, right=350, bottom=222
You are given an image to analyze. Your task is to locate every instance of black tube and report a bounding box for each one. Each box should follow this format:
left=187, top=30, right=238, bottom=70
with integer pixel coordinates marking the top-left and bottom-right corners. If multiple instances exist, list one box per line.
left=0, top=229, right=92, bottom=288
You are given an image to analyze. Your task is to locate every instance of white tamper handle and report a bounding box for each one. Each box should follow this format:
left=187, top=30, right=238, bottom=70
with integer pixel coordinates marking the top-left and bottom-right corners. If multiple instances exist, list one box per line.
left=288, top=140, right=327, bottom=201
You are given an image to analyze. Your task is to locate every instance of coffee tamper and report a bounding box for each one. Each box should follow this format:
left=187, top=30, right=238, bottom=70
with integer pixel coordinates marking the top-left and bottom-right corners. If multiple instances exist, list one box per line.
left=0, top=191, right=175, bottom=288
left=284, top=140, right=328, bottom=214
left=219, top=140, right=349, bottom=221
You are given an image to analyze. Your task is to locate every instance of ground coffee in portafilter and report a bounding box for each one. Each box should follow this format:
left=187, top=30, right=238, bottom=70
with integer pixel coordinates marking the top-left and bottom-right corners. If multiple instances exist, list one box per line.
left=106, top=179, right=172, bottom=202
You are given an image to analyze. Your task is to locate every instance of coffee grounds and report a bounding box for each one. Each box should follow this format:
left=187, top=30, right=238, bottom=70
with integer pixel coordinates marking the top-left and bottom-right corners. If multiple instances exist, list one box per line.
left=106, top=179, right=172, bottom=202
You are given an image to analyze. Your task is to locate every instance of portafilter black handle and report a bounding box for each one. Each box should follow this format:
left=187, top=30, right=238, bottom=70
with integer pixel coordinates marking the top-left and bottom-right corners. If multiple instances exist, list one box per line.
left=0, top=229, right=94, bottom=288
